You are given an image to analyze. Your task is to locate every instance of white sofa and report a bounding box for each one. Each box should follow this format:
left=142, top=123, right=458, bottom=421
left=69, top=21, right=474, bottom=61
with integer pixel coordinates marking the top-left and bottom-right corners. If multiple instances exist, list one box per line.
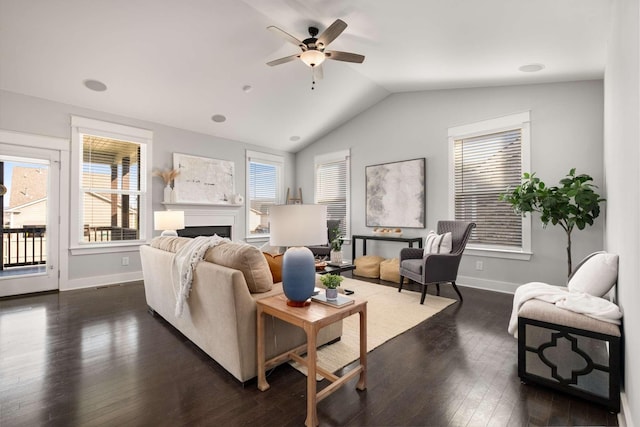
left=140, top=237, right=342, bottom=383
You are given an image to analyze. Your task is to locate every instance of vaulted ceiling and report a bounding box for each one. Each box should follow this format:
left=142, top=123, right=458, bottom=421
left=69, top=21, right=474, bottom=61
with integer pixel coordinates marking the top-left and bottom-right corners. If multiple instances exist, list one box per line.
left=0, top=0, right=612, bottom=152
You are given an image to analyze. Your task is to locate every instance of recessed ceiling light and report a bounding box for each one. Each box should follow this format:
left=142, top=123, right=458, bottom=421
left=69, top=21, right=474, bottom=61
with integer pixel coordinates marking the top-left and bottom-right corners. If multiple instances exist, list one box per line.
left=83, top=79, right=107, bottom=91
left=211, top=114, right=227, bottom=123
left=289, top=136, right=301, bottom=142
left=519, top=64, right=545, bottom=73
left=242, top=85, right=253, bottom=93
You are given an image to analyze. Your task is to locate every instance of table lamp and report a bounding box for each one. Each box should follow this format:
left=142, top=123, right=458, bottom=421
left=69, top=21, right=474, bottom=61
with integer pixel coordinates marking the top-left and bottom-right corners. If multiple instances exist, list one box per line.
left=269, top=204, right=327, bottom=306
left=154, top=210, right=185, bottom=236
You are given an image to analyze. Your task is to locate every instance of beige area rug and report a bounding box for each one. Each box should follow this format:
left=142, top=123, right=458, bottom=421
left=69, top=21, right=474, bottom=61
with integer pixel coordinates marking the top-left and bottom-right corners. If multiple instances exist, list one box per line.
left=289, top=277, right=456, bottom=378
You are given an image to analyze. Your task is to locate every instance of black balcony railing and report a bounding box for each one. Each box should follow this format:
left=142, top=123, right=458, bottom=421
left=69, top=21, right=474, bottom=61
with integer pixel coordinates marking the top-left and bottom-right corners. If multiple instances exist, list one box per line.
left=1, top=226, right=47, bottom=270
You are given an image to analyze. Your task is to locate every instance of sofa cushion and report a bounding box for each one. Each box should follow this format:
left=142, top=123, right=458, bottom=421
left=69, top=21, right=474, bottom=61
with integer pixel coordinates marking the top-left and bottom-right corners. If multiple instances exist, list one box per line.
left=567, top=252, right=618, bottom=297
left=204, top=242, right=273, bottom=293
left=263, top=252, right=284, bottom=283
left=150, top=236, right=190, bottom=253
left=150, top=236, right=273, bottom=293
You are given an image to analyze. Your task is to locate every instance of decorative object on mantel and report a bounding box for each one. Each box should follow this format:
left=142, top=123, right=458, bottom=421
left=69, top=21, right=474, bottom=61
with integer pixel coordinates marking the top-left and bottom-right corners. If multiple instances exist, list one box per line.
left=285, top=187, right=303, bottom=204
left=173, top=153, right=235, bottom=204
left=269, top=204, right=327, bottom=307
left=153, top=168, right=180, bottom=203
left=366, top=158, right=425, bottom=228
left=500, top=168, right=605, bottom=276
left=154, top=210, right=185, bottom=236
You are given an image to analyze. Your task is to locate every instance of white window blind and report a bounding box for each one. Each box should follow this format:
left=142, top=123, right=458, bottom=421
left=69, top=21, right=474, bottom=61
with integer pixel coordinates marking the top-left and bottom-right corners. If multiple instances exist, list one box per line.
left=454, top=129, right=522, bottom=247
left=315, top=151, right=350, bottom=238
left=80, top=135, right=142, bottom=242
left=246, top=151, right=283, bottom=238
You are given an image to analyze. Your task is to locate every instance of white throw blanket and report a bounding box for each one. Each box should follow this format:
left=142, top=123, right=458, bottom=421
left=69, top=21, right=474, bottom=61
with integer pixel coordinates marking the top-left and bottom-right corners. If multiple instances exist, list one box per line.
left=507, top=282, right=623, bottom=338
left=174, top=234, right=229, bottom=317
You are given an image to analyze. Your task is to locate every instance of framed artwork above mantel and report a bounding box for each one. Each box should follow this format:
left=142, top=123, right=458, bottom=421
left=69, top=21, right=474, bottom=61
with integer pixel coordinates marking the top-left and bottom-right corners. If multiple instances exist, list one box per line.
left=365, top=158, right=425, bottom=228
left=173, top=153, right=236, bottom=204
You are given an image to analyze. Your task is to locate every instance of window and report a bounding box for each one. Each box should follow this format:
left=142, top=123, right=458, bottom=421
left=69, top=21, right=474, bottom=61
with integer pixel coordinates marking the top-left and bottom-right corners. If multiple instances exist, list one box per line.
left=71, top=117, right=152, bottom=252
left=448, top=112, right=531, bottom=259
left=315, top=150, right=350, bottom=239
left=246, top=151, right=283, bottom=239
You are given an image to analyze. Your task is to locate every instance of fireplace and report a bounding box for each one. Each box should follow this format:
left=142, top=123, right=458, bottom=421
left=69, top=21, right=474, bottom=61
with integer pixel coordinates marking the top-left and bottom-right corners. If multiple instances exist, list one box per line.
left=178, top=225, right=231, bottom=239
left=161, top=203, right=239, bottom=241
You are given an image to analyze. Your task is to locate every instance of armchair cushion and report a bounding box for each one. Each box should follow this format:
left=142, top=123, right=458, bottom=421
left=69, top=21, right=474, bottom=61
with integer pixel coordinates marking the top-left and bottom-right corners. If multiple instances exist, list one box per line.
left=423, top=230, right=452, bottom=258
left=567, top=252, right=618, bottom=297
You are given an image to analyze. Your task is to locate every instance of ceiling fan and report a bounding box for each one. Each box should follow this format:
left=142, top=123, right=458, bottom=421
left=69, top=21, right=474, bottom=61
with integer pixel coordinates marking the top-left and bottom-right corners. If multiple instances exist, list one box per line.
left=266, top=19, right=365, bottom=88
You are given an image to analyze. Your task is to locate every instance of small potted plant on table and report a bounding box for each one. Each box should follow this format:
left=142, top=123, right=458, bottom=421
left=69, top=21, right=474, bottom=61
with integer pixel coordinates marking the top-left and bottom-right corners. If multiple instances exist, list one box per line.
left=319, top=274, right=343, bottom=301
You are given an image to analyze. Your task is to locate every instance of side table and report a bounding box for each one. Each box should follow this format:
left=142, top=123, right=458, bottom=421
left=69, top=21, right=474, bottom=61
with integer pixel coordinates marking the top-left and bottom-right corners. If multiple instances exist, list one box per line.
left=351, top=234, right=423, bottom=260
left=257, top=293, right=367, bottom=427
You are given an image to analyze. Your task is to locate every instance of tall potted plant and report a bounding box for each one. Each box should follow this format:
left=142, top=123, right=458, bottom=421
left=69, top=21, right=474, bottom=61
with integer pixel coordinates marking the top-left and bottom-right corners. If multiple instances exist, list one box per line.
left=500, top=168, right=605, bottom=277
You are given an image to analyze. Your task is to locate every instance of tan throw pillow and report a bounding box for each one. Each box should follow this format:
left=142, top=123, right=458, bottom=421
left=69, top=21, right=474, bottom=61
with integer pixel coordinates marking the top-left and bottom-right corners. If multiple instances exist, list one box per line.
left=263, top=252, right=284, bottom=283
left=354, top=255, right=385, bottom=278
left=204, top=242, right=274, bottom=293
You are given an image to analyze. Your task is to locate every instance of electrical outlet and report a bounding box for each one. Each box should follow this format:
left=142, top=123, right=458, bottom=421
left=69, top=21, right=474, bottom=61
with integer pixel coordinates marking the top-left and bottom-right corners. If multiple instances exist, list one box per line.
left=475, top=261, right=483, bottom=271
left=122, top=256, right=129, bottom=266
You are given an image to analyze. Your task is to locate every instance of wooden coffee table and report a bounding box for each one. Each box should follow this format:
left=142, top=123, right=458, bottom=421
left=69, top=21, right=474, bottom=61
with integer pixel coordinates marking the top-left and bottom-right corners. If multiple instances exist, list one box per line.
left=256, top=293, right=367, bottom=427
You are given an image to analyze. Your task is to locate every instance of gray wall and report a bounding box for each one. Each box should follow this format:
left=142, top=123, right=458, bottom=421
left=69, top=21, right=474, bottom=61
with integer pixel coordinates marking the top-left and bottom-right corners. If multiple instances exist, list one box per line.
left=0, top=90, right=295, bottom=288
left=296, top=80, right=605, bottom=290
left=604, top=0, right=639, bottom=423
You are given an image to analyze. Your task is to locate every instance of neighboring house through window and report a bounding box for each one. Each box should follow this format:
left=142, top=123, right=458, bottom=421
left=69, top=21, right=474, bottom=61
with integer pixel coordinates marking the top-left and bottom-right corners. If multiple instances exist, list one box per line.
left=70, top=116, right=152, bottom=252
left=315, top=150, right=350, bottom=240
left=246, top=151, right=283, bottom=240
left=448, top=112, right=531, bottom=259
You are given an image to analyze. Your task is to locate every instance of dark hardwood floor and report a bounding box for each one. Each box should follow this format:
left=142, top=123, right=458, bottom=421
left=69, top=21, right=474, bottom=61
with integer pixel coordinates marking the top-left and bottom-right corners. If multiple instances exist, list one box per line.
left=0, top=277, right=618, bottom=426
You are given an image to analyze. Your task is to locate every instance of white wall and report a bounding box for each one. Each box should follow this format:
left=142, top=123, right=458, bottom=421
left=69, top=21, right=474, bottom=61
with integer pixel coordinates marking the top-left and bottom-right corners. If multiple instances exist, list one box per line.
left=605, top=0, right=639, bottom=424
left=297, top=80, right=605, bottom=291
left=0, top=90, right=295, bottom=289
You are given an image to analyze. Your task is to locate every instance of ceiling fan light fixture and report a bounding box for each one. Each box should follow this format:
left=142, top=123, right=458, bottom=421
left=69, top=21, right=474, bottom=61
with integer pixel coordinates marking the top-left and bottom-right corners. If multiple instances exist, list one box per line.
left=300, top=49, right=325, bottom=68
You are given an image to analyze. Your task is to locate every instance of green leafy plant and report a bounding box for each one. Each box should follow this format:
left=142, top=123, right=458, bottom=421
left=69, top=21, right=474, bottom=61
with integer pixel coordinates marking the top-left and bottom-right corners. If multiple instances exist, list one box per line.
left=330, top=227, right=343, bottom=252
left=319, top=274, right=344, bottom=289
left=500, top=168, right=605, bottom=277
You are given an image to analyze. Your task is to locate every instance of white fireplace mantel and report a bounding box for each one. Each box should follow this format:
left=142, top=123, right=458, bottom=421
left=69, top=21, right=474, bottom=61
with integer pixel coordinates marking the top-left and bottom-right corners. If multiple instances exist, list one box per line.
left=161, top=202, right=241, bottom=240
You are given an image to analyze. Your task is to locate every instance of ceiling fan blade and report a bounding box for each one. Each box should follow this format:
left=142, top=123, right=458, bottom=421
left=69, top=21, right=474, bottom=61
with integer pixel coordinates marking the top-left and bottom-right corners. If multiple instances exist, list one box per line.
left=325, top=50, right=365, bottom=63
left=316, top=19, right=347, bottom=48
left=267, top=26, right=304, bottom=48
left=267, top=53, right=300, bottom=66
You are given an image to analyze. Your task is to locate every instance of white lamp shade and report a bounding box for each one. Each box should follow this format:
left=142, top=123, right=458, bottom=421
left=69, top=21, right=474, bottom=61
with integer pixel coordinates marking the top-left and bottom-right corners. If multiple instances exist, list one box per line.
left=154, top=210, right=185, bottom=231
left=269, top=204, right=327, bottom=247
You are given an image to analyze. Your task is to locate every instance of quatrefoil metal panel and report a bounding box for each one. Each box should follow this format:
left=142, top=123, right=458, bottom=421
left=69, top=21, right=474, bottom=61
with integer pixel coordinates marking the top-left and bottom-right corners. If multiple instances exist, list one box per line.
left=538, top=331, right=594, bottom=385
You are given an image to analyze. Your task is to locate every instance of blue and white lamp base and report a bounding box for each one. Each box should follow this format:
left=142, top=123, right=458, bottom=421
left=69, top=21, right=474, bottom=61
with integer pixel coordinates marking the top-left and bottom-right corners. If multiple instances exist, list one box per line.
left=282, top=246, right=316, bottom=307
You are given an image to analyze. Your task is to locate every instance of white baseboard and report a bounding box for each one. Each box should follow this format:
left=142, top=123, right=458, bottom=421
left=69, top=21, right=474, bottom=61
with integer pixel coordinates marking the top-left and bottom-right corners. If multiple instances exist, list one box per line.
left=61, top=271, right=143, bottom=291
left=619, top=391, right=634, bottom=427
left=457, top=275, right=520, bottom=294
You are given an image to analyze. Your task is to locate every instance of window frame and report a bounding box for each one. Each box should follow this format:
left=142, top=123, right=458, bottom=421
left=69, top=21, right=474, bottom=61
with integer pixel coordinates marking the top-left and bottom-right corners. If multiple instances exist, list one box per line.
left=448, top=112, right=531, bottom=260
left=245, top=150, right=284, bottom=242
left=70, top=116, right=152, bottom=254
left=314, top=149, right=351, bottom=243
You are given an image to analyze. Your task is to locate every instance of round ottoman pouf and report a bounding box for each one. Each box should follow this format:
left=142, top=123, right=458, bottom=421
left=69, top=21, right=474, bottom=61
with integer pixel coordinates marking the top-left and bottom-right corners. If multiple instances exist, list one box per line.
left=380, top=258, right=405, bottom=284
left=354, top=255, right=385, bottom=278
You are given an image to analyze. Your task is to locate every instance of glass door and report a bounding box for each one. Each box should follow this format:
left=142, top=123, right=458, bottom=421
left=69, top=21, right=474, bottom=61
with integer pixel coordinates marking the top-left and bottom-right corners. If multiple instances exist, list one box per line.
left=0, top=144, right=59, bottom=297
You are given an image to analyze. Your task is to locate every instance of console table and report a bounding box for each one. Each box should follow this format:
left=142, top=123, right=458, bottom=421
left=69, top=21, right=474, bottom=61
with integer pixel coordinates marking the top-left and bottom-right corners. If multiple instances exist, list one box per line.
left=351, top=234, right=423, bottom=260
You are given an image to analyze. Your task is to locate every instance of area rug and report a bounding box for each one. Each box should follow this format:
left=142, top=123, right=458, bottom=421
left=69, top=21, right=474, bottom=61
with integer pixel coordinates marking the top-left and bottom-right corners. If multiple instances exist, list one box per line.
left=289, top=277, right=456, bottom=378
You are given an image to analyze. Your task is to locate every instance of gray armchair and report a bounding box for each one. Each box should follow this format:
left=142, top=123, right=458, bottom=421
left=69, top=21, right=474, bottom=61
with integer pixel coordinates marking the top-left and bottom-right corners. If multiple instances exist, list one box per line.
left=399, top=221, right=476, bottom=304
